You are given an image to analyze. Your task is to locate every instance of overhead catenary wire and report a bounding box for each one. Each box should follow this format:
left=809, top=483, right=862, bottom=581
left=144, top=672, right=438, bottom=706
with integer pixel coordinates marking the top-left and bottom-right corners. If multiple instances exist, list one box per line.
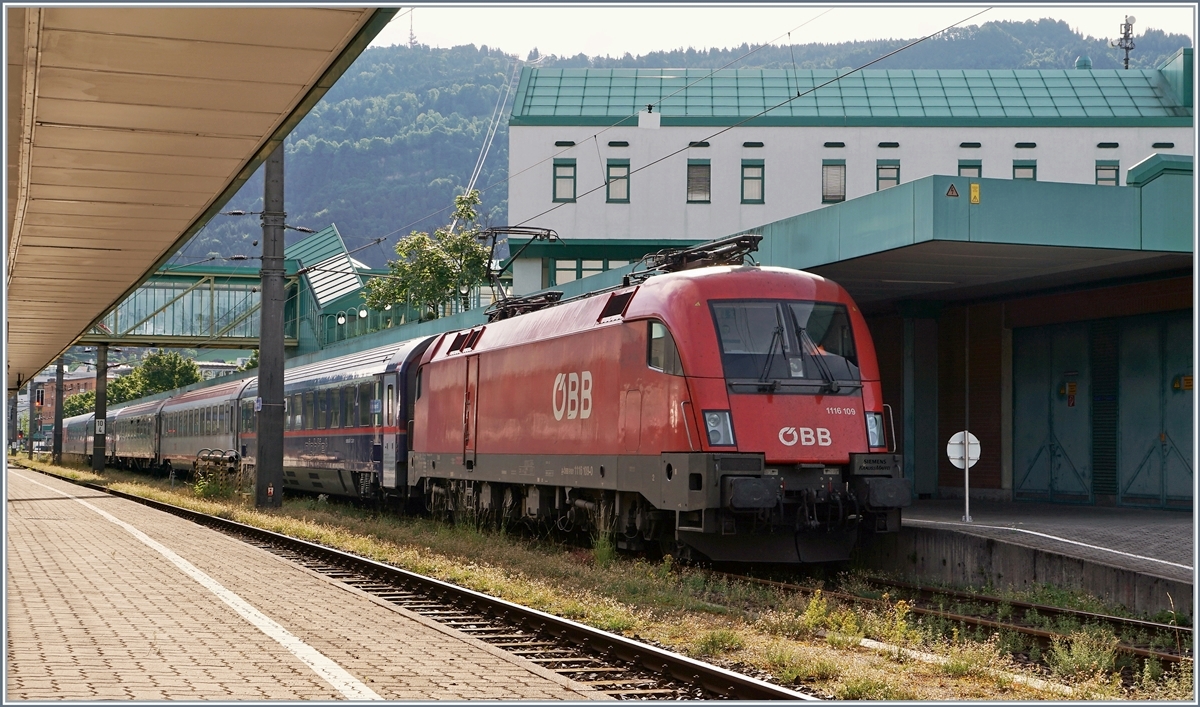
left=513, top=6, right=993, bottom=229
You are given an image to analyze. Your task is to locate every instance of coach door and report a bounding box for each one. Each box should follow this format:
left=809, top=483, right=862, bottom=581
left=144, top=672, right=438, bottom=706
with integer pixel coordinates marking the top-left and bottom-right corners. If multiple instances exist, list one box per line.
left=463, top=355, right=479, bottom=467
left=382, top=374, right=399, bottom=488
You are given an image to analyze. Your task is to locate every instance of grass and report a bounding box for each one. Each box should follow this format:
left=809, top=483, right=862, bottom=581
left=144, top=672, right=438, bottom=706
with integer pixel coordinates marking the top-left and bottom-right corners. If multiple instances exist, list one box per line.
left=693, top=628, right=745, bottom=657
left=1045, top=626, right=1119, bottom=679
left=10, top=455, right=1193, bottom=702
left=837, top=676, right=917, bottom=700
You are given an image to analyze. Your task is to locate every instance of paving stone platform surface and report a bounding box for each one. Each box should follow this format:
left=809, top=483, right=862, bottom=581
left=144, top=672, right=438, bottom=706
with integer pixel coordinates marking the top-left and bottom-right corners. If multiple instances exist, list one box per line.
left=5, top=466, right=603, bottom=701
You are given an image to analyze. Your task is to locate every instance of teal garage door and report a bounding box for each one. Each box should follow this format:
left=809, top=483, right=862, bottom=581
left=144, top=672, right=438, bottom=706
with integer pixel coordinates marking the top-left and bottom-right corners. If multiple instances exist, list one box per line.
left=1118, top=311, right=1193, bottom=508
left=1013, top=322, right=1093, bottom=503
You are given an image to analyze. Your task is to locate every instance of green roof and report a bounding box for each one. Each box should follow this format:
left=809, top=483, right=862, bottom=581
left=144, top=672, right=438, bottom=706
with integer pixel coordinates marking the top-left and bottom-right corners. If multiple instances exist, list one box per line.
left=284, top=224, right=364, bottom=309
left=511, top=64, right=1193, bottom=128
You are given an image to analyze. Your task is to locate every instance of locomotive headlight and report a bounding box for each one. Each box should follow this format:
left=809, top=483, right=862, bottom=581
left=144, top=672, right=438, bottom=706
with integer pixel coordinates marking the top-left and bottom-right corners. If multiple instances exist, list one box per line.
left=704, top=410, right=736, bottom=447
left=866, top=412, right=884, bottom=447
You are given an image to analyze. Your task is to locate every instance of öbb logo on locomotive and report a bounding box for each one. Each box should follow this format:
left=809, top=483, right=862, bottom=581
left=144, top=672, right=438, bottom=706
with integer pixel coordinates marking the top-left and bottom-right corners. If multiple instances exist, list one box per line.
left=552, top=371, right=593, bottom=421
left=778, top=427, right=832, bottom=446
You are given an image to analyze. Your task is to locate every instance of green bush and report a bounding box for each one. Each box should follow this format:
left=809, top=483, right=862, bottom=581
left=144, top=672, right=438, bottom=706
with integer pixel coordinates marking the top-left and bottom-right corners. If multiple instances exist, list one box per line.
left=764, top=643, right=841, bottom=683
left=837, top=677, right=915, bottom=700
left=694, top=629, right=745, bottom=657
left=1046, top=626, right=1118, bottom=679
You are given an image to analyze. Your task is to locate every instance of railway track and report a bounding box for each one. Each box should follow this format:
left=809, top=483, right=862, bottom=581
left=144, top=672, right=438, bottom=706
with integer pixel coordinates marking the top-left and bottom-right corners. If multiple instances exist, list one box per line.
left=21, top=466, right=817, bottom=701
left=714, top=571, right=1192, bottom=666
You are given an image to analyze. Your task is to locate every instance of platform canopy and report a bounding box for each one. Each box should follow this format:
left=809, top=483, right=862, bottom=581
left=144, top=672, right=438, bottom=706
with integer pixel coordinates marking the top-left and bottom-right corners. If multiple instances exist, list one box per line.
left=5, top=6, right=395, bottom=391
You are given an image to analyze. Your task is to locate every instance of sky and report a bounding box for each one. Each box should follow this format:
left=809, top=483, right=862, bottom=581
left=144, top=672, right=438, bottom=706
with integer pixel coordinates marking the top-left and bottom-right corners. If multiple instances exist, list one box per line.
left=370, top=4, right=1196, bottom=59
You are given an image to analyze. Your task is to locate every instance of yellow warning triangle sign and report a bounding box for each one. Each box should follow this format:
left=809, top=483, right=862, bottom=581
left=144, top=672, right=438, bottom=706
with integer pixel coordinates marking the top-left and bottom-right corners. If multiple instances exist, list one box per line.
left=946, top=184, right=959, bottom=197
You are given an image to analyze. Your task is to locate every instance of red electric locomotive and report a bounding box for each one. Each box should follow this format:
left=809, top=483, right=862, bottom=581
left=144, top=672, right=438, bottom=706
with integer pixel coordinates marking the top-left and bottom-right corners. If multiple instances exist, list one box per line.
left=409, top=237, right=910, bottom=564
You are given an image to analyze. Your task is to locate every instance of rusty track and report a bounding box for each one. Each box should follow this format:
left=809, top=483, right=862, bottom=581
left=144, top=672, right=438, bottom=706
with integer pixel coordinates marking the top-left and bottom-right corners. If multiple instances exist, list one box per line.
left=714, top=571, right=1191, bottom=665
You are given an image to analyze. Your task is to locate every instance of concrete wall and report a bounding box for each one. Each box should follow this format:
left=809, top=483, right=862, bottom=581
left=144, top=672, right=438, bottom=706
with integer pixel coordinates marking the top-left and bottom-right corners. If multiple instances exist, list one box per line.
left=855, top=526, right=1193, bottom=618
left=509, top=124, right=1194, bottom=244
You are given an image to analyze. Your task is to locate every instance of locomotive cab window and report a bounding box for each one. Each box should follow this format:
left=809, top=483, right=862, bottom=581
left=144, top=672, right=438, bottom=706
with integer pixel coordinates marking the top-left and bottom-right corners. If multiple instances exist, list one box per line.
left=648, top=321, right=684, bottom=375
left=711, top=300, right=859, bottom=391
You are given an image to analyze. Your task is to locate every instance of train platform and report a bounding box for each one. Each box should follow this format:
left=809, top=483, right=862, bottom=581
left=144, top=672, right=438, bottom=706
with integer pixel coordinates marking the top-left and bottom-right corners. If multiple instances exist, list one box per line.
left=857, top=499, right=1194, bottom=618
left=4, top=466, right=603, bottom=701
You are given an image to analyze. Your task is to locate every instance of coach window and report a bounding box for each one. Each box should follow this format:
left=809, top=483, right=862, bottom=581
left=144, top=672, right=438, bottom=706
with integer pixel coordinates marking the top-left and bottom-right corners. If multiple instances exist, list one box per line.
left=330, top=389, right=342, bottom=429
left=218, top=405, right=225, bottom=433
left=648, top=321, right=684, bottom=375
left=359, top=382, right=374, bottom=427
left=317, top=391, right=329, bottom=430
left=386, top=384, right=395, bottom=426
left=301, top=392, right=313, bottom=430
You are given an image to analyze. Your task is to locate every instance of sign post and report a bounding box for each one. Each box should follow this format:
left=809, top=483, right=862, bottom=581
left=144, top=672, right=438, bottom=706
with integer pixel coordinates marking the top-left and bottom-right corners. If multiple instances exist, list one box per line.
left=947, top=430, right=980, bottom=522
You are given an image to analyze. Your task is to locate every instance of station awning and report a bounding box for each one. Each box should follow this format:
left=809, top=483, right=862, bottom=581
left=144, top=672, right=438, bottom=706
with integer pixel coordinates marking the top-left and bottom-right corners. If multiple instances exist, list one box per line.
left=748, top=168, right=1193, bottom=314
left=6, top=7, right=395, bottom=390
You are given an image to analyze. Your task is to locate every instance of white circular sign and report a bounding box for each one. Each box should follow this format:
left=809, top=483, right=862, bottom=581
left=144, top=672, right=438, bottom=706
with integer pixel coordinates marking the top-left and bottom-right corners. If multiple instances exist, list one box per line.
left=946, top=431, right=981, bottom=469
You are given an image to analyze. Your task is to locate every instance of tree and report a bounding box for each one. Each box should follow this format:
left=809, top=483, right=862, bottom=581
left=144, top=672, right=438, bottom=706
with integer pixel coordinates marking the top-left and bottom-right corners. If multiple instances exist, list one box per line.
left=363, top=190, right=491, bottom=318
left=59, top=350, right=202, bottom=417
left=133, top=350, right=202, bottom=395
left=238, top=349, right=259, bottom=372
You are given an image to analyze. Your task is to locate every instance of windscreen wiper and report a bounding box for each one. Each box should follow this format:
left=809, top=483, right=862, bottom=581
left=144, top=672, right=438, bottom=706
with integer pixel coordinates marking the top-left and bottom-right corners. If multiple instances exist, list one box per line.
left=758, top=325, right=784, bottom=391
left=797, top=327, right=839, bottom=393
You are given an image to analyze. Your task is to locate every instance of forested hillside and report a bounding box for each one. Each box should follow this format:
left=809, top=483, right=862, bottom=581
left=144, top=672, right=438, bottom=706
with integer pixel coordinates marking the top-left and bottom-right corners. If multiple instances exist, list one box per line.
left=181, top=20, right=1190, bottom=268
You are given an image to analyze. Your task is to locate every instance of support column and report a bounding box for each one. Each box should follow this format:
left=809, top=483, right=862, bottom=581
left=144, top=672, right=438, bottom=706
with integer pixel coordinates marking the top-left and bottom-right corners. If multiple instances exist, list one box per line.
left=8, top=385, right=18, bottom=454
left=256, top=145, right=285, bottom=508
left=899, top=301, right=940, bottom=498
left=26, top=384, right=33, bottom=460
left=92, top=344, right=108, bottom=472
left=53, top=356, right=64, bottom=464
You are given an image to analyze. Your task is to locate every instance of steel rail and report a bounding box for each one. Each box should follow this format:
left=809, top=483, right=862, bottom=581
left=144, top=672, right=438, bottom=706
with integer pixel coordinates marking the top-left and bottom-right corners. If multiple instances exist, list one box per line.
left=864, top=576, right=1192, bottom=636
left=25, top=468, right=814, bottom=701
left=712, top=571, right=1190, bottom=665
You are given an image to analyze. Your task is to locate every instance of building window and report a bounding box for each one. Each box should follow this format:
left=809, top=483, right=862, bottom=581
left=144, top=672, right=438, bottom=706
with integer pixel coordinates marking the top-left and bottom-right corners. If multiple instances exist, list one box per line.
left=552, top=258, right=628, bottom=286
left=1012, top=160, right=1037, bottom=181
left=741, top=160, right=764, bottom=204
left=686, top=159, right=711, bottom=203
left=958, top=160, right=982, bottom=178
left=606, top=159, right=629, bottom=203
left=822, top=160, right=846, bottom=203
left=1096, top=160, right=1119, bottom=186
left=553, top=159, right=576, bottom=202
left=876, top=160, right=899, bottom=190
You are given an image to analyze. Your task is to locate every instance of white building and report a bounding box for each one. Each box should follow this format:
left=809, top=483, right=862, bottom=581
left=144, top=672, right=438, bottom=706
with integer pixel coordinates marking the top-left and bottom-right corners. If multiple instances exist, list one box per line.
left=507, top=49, right=1194, bottom=294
